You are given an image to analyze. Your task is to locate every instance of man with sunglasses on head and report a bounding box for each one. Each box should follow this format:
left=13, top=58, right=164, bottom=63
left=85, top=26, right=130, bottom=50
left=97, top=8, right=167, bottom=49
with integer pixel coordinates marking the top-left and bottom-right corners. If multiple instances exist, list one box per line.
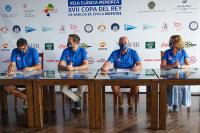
left=101, top=36, right=142, bottom=109
left=4, top=38, right=41, bottom=108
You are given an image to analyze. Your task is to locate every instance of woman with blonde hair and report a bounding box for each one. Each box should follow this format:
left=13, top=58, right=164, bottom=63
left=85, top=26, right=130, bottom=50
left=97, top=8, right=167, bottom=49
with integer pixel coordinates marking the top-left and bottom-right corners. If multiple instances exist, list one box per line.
left=160, top=35, right=191, bottom=111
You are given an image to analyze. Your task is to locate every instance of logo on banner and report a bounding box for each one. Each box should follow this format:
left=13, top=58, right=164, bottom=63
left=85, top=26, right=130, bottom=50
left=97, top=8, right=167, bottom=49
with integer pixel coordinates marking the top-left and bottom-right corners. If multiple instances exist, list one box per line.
left=67, top=0, right=122, bottom=16
left=161, top=42, right=169, bottom=48
left=184, top=41, right=197, bottom=48
left=161, top=22, right=168, bottom=32
left=80, top=43, right=92, bottom=49
left=88, top=57, right=94, bottom=64
left=127, top=42, right=140, bottom=48
left=46, top=70, right=55, bottom=78
left=42, top=26, right=53, bottom=32
left=124, top=24, right=136, bottom=31
left=148, top=1, right=156, bottom=10
left=97, top=58, right=106, bottom=63
left=146, top=42, right=155, bottom=49
left=4, top=5, right=12, bottom=12
left=97, top=24, right=106, bottom=32
left=143, top=24, right=154, bottom=30
left=43, top=3, right=58, bottom=17
left=138, top=1, right=165, bottom=13
left=28, top=43, right=40, bottom=49
left=98, top=41, right=107, bottom=50
left=174, top=21, right=184, bottom=31
left=59, top=43, right=67, bottom=49
left=59, top=25, right=67, bottom=33
left=69, top=24, right=79, bottom=33
left=182, top=0, right=187, bottom=3
left=189, top=56, right=197, bottom=64
left=25, top=26, right=37, bottom=33
left=45, top=43, right=54, bottom=50
left=84, top=24, right=93, bottom=33
left=13, top=25, right=21, bottom=33
left=189, top=21, right=198, bottom=31
left=23, top=4, right=36, bottom=17
left=1, top=4, right=17, bottom=17
left=173, top=0, right=197, bottom=14
left=0, top=26, right=8, bottom=33
left=111, top=23, right=120, bottom=32
left=144, top=58, right=161, bottom=62
left=1, top=42, right=10, bottom=51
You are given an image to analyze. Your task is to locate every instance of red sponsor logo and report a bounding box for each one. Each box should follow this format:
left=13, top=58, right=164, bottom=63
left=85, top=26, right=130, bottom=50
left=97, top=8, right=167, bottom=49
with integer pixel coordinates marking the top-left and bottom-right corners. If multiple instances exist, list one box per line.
left=46, top=60, right=60, bottom=62
left=161, top=42, right=169, bottom=48
left=0, top=26, right=8, bottom=33
left=59, top=43, right=67, bottom=49
left=96, top=58, right=106, bottom=63
left=144, top=59, right=161, bottom=62
left=174, top=21, right=183, bottom=31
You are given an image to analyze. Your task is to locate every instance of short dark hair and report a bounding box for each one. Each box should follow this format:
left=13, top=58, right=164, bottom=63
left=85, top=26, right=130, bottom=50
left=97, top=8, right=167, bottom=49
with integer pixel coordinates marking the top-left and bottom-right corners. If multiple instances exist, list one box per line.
left=17, top=38, right=28, bottom=47
left=69, top=34, right=80, bottom=43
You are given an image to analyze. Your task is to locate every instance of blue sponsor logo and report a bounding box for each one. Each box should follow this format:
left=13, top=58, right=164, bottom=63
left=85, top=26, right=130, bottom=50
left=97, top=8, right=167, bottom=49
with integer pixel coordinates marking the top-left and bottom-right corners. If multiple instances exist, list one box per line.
left=42, top=26, right=53, bottom=32
left=4, top=5, right=12, bottom=12
left=124, top=24, right=136, bottom=31
left=143, top=24, right=154, bottom=30
left=111, top=23, right=120, bottom=32
left=25, top=26, right=37, bottom=33
left=13, top=25, right=21, bottom=33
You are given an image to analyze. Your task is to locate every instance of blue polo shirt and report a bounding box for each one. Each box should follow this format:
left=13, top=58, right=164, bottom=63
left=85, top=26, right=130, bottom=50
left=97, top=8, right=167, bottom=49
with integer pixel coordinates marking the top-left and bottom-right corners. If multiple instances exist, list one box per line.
left=10, top=47, right=40, bottom=70
left=60, top=47, right=87, bottom=67
left=163, top=48, right=189, bottom=65
left=107, top=48, right=140, bottom=69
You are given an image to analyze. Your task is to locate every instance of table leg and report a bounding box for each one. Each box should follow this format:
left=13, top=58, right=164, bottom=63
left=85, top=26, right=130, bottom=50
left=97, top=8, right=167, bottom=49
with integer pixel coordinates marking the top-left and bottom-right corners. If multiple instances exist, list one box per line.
left=42, top=86, right=48, bottom=112
left=94, top=80, right=103, bottom=128
left=33, top=82, right=44, bottom=128
left=151, top=81, right=158, bottom=130
left=146, top=86, right=151, bottom=112
left=49, top=86, right=56, bottom=112
left=159, top=81, right=167, bottom=130
left=0, top=85, right=7, bottom=112
left=26, top=83, right=35, bottom=127
left=102, top=86, right=105, bottom=113
left=88, top=81, right=95, bottom=128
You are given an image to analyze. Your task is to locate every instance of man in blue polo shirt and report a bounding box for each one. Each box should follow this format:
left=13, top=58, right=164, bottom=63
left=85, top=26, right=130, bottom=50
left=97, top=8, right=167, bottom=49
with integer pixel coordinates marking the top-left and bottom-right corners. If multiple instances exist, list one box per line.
left=58, top=34, right=88, bottom=110
left=101, top=36, right=142, bottom=109
left=5, top=38, right=41, bottom=106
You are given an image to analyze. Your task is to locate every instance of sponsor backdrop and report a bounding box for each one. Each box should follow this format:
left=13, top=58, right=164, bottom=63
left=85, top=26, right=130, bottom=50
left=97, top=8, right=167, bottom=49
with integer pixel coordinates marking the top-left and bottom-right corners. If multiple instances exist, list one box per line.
left=0, top=0, right=200, bottom=92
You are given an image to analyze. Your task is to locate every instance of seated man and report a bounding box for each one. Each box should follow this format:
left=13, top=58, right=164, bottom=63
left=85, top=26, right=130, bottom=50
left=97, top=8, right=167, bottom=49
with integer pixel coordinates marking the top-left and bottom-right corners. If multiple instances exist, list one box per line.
left=58, top=34, right=88, bottom=110
left=5, top=38, right=41, bottom=107
left=101, top=36, right=142, bottom=109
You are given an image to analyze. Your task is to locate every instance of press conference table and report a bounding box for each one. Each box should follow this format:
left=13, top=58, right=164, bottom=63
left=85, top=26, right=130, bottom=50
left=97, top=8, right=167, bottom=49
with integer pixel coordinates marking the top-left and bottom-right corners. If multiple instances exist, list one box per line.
left=32, top=69, right=98, bottom=128
left=0, top=69, right=159, bottom=129
left=2, top=68, right=198, bottom=130
left=94, top=69, right=159, bottom=129
left=0, top=70, right=43, bottom=128
left=154, top=68, right=200, bottom=130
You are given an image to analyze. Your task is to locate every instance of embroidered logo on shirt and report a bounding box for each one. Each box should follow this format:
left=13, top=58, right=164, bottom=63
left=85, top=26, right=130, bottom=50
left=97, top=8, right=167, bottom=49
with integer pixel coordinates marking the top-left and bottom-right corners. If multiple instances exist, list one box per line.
left=117, top=57, right=121, bottom=62
left=168, top=56, right=173, bottom=60
left=16, top=56, right=21, bottom=60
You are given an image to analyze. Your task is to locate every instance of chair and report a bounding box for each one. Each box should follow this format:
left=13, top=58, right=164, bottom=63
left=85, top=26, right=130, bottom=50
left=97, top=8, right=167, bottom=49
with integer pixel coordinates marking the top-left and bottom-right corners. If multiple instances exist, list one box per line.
left=14, top=53, right=44, bottom=109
